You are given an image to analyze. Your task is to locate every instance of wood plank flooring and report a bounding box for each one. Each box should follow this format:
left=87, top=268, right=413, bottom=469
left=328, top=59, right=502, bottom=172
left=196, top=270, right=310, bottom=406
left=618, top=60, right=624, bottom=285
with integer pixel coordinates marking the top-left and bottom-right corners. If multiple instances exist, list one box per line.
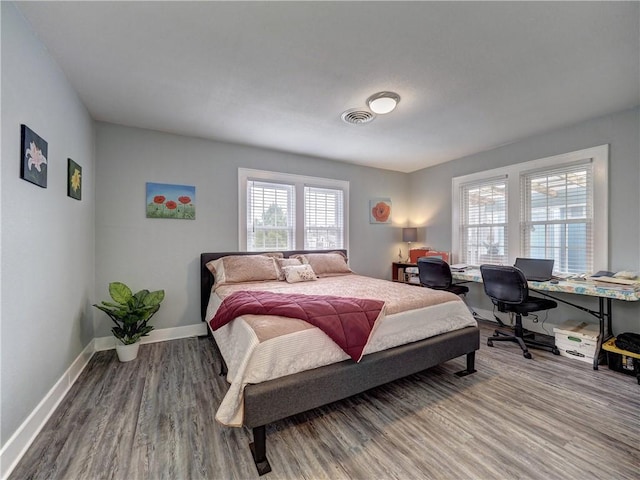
left=10, top=322, right=640, bottom=480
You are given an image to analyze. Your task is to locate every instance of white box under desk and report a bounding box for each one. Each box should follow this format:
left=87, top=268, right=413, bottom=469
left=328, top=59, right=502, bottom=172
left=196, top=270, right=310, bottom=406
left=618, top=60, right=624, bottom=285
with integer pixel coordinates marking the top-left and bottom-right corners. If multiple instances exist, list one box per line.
left=554, top=320, right=600, bottom=363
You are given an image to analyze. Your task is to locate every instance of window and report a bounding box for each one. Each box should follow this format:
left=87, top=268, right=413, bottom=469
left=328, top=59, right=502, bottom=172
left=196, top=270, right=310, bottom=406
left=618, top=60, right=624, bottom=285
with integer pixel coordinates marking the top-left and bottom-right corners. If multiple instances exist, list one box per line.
left=247, top=180, right=295, bottom=251
left=304, top=186, right=344, bottom=250
left=459, top=177, right=508, bottom=266
left=239, top=168, right=349, bottom=252
left=453, top=145, right=608, bottom=274
left=521, top=162, right=593, bottom=274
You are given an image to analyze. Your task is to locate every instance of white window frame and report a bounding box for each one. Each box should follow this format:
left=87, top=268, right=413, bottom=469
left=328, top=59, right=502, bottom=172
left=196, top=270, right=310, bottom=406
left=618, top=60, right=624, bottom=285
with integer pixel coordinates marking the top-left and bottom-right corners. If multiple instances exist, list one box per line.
left=452, top=145, right=608, bottom=273
left=239, top=168, right=349, bottom=251
left=458, top=175, right=509, bottom=266
left=304, top=185, right=345, bottom=250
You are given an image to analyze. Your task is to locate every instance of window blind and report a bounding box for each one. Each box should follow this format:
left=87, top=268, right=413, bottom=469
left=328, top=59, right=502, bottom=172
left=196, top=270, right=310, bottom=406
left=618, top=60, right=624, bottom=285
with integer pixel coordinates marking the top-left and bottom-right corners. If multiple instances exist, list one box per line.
left=521, top=160, right=593, bottom=274
left=459, top=177, right=508, bottom=265
left=304, top=186, right=344, bottom=249
left=247, top=180, right=295, bottom=251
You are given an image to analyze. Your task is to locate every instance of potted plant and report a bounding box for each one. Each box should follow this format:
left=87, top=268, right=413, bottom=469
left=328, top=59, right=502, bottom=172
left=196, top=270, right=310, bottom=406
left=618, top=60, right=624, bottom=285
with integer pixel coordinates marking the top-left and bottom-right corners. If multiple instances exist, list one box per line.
left=93, top=282, right=165, bottom=362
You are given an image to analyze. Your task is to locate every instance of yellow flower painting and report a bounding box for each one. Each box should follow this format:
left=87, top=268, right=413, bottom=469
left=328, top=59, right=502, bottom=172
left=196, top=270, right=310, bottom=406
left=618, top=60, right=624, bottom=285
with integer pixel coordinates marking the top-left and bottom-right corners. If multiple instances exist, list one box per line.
left=71, top=169, right=81, bottom=192
left=67, top=158, right=82, bottom=200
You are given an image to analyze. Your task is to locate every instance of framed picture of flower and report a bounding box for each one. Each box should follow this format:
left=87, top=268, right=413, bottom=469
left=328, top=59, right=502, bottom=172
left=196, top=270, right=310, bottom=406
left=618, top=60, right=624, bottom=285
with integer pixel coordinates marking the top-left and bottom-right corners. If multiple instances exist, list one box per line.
left=20, top=125, right=48, bottom=188
left=370, top=198, right=392, bottom=224
left=67, top=158, right=82, bottom=200
left=146, top=182, right=196, bottom=220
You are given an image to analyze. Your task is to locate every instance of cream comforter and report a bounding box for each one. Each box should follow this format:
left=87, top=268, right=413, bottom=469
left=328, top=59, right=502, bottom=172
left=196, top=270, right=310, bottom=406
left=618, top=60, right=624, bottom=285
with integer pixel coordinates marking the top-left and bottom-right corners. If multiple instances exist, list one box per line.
left=206, top=274, right=477, bottom=426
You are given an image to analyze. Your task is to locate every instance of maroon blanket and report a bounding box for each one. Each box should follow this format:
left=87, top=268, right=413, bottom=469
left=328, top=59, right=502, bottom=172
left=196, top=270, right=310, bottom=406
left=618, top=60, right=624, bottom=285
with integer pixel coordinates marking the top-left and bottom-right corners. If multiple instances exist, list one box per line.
left=209, top=290, right=385, bottom=361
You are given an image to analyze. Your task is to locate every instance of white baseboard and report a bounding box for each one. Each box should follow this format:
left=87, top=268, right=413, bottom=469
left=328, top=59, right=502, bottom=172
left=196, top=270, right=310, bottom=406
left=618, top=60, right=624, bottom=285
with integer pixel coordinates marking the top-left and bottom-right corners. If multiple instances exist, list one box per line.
left=0, top=322, right=208, bottom=480
left=94, top=323, right=208, bottom=351
left=469, top=306, right=560, bottom=336
left=0, top=339, right=95, bottom=480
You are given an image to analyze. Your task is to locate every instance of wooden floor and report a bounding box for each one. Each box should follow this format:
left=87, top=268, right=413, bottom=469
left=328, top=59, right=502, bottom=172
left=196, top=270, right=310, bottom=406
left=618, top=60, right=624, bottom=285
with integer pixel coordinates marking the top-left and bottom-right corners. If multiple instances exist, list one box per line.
left=11, top=322, right=640, bottom=480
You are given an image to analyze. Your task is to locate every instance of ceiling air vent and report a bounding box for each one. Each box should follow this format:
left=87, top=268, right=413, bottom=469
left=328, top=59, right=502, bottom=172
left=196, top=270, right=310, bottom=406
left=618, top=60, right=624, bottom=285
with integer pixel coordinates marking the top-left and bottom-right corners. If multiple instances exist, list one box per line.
left=341, top=109, right=375, bottom=125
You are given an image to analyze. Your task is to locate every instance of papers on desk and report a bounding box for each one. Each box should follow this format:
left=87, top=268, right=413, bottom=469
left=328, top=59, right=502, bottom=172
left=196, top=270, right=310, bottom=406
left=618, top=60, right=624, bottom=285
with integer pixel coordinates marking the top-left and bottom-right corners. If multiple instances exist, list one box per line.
left=590, top=270, right=639, bottom=286
left=587, top=275, right=640, bottom=292
left=449, top=264, right=469, bottom=272
left=591, top=276, right=640, bottom=286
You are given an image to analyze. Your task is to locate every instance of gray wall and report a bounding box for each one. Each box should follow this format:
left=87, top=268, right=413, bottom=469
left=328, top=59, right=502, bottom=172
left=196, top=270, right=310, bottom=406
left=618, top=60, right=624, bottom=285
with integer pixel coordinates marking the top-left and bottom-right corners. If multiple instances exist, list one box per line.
left=94, top=123, right=411, bottom=337
left=410, top=107, right=640, bottom=334
left=1, top=3, right=96, bottom=444
left=2, top=0, right=638, bottom=459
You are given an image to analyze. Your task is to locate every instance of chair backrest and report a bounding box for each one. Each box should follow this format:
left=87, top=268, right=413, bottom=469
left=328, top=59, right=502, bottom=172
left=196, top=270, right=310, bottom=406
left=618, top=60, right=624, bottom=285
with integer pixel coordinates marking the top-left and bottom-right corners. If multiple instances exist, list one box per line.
left=480, top=264, right=528, bottom=305
left=417, top=257, right=452, bottom=289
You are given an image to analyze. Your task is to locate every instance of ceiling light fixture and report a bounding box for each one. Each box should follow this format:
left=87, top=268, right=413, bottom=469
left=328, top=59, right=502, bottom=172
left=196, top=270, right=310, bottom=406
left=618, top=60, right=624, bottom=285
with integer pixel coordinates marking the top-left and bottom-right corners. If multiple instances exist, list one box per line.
left=367, top=91, right=401, bottom=114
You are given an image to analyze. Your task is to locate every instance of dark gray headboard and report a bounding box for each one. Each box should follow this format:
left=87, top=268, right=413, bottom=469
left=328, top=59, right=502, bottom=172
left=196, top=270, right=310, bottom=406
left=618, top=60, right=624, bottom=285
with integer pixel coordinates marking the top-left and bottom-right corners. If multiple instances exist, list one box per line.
left=200, top=249, right=348, bottom=322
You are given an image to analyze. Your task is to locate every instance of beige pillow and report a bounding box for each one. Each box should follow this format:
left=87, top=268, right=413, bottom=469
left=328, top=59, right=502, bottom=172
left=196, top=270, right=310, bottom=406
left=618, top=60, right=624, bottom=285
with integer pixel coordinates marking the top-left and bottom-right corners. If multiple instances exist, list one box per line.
left=276, top=257, right=303, bottom=280
left=282, top=264, right=318, bottom=283
left=206, top=255, right=279, bottom=286
left=293, top=252, right=352, bottom=277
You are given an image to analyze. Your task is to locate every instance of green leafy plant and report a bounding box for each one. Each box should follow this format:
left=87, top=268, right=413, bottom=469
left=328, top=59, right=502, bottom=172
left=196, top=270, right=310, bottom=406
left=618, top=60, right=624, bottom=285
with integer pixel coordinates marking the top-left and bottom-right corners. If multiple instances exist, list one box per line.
left=93, top=282, right=165, bottom=345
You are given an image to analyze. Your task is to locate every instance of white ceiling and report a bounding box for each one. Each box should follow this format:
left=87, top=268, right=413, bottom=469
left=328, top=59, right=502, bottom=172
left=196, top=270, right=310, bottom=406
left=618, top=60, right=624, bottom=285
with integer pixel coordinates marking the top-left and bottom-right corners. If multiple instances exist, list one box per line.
left=15, top=1, right=640, bottom=173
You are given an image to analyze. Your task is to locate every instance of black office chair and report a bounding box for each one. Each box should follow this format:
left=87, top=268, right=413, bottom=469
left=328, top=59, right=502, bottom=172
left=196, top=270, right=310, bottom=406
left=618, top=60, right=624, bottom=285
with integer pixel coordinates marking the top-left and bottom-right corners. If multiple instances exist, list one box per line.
left=417, top=257, right=469, bottom=296
left=480, top=264, right=560, bottom=359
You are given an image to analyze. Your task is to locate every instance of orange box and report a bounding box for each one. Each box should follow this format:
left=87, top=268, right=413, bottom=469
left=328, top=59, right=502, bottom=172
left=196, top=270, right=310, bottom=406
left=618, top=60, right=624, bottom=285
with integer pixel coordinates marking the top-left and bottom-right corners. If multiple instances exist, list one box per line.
left=410, top=249, right=449, bottom=263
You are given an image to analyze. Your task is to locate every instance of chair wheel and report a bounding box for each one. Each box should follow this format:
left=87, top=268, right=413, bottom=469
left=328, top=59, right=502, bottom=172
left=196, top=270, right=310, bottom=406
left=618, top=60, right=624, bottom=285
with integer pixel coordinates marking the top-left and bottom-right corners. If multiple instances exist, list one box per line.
left=523, top=351, right=532, bottom=359
left=487, top=339, right=494, bottom=347
left=552, top=348, right=560, bottom=355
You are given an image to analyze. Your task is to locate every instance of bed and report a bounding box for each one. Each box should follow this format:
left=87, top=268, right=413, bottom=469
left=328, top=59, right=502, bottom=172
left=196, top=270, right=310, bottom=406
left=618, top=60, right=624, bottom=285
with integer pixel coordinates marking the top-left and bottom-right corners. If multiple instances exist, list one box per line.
left=200, top=249, right=480, bottom=475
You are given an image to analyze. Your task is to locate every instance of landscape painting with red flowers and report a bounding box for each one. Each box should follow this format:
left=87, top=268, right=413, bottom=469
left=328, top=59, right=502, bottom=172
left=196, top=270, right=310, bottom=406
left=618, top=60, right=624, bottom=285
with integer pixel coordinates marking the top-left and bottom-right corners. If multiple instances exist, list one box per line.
left=146, top=182, right=196, bottom=220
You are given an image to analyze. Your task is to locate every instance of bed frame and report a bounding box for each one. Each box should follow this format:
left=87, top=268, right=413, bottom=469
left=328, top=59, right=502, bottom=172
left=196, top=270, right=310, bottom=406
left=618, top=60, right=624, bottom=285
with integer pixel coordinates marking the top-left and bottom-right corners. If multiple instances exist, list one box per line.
left=201, top=250, right=480, bottom=475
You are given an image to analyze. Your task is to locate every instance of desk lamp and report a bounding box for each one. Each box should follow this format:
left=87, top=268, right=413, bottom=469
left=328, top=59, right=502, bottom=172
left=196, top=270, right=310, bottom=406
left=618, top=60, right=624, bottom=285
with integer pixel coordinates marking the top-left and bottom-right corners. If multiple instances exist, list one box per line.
left=402, top=227, right=418, bottom=263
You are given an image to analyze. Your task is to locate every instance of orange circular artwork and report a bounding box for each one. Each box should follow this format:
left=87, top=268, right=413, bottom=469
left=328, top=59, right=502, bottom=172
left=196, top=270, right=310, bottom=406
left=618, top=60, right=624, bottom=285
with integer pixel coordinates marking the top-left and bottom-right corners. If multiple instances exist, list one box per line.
left=371, top=200, right=391, bottom=223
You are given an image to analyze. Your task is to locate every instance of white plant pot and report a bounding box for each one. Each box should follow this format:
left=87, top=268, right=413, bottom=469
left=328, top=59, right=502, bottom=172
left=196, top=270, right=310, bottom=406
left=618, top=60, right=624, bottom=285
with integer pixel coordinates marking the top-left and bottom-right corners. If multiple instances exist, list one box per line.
left=115, top=340, right=140, bottom=362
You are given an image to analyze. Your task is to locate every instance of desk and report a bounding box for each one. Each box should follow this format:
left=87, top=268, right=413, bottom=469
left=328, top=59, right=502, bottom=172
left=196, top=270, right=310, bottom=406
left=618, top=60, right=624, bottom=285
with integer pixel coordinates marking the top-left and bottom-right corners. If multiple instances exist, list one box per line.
left=452, top=269, right=640, bottom=370
left=392, top=262, right=417, bottom=283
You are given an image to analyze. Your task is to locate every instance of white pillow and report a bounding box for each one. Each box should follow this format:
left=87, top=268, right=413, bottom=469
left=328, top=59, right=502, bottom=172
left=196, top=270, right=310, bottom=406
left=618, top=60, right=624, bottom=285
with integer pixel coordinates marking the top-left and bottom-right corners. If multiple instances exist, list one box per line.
left=276, top=257, right=303, bottom=280
left=282, top=264, right=318, bottom=283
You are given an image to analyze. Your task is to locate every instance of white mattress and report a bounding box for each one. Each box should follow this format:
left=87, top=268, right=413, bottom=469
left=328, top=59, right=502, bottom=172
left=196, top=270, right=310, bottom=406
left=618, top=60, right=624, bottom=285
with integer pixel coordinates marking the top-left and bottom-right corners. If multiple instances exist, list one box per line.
left=206, top=276, right=477, bottom=426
